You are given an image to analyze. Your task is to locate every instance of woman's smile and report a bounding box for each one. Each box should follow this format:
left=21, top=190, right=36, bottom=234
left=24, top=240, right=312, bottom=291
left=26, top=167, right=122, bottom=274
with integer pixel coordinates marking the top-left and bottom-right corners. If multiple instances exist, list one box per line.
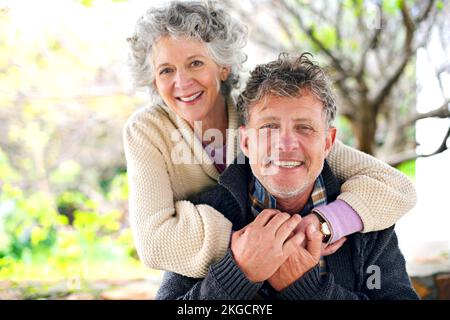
left=175, top=91, right=204, bottom=104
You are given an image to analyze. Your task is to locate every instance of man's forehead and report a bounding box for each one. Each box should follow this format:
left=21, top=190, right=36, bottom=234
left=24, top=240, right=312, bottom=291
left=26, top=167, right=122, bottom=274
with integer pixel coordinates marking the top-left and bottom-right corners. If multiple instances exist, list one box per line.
left=249, top=94, right=325, bottom=122
left=254, top=115, right=316, bottom=123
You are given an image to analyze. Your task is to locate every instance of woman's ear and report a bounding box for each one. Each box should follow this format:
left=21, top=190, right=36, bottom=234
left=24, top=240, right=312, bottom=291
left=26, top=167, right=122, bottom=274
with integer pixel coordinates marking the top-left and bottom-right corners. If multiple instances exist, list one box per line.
left=220, top=66, right=231, bottom=81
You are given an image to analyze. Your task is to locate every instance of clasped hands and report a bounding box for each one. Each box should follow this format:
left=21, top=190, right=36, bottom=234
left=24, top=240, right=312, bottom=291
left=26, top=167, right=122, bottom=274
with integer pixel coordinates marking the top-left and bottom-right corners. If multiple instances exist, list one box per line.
left=231, top=209, right=346, bottom=292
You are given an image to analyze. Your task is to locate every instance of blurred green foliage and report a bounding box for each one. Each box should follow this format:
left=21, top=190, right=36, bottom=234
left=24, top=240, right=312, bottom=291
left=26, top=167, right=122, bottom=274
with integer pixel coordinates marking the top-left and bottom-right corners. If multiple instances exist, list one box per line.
left=396, top=159, right=416, bottom=180
left=0, top=147, right=139, bottom=281
left=0, top=1, right=149, bottom=283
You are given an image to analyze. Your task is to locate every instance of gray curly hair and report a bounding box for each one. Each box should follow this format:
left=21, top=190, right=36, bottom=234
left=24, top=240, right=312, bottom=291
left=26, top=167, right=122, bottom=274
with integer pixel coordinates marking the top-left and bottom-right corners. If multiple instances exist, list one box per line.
left=237, top=52, right=337, bottom=128
left=126, top=0, right=248, bottom=103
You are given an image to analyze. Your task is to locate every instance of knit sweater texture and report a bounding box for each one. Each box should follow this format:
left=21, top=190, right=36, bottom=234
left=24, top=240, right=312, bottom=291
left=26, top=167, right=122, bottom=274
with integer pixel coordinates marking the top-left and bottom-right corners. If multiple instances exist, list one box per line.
left=123, top=98, right=417, bottom=278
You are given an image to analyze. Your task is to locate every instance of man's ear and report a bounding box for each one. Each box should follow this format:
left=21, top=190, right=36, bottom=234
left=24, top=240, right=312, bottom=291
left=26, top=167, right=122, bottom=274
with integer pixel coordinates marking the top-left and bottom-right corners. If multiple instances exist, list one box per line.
left=324, top=126, right=337, bottom=158
left=239, top=125, right=250, bottom=158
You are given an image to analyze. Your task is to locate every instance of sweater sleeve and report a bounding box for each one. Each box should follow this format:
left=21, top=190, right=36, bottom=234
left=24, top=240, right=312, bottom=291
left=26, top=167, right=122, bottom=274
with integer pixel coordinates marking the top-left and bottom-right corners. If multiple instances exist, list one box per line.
left=123, top=119, right=232, bottom=278
left=278, top=227, right=419, bottom=300
left=326, top=139, right=417, bottom=232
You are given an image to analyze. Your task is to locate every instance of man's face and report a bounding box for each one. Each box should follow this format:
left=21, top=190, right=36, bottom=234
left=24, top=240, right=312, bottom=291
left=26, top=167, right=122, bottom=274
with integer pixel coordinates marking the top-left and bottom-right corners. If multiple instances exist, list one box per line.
left=240, top=89, right=336, bottom=199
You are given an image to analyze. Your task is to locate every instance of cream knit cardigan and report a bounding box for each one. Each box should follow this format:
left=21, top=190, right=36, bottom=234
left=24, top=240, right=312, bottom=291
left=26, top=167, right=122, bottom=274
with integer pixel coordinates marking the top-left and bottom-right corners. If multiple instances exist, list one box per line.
left=123, top=97, right=417, bottom=278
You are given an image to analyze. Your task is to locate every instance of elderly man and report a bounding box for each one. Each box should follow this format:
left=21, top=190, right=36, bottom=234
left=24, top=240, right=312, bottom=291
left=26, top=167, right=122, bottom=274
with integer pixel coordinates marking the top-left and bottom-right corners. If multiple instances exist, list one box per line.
left=156, top=53, right=418, bottom=300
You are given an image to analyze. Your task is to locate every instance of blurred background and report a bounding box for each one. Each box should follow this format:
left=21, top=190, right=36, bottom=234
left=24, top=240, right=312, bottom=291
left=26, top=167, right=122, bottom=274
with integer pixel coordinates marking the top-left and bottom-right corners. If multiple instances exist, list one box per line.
left=0, top=0, right=449, bottom=300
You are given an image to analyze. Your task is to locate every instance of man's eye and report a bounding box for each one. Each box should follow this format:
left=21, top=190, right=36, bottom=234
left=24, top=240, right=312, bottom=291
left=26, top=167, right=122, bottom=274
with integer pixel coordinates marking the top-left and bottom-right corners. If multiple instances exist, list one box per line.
left=190, top=60, right=204, bottom=67
left=296, top=125, right=313, bottom=133
left=260, top=123, right=278, bottom=130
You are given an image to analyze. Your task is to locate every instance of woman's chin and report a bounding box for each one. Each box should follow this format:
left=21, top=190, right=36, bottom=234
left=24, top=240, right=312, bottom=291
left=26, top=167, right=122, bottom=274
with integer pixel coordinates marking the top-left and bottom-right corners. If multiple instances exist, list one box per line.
left=172, top=107, right=206, bottom=124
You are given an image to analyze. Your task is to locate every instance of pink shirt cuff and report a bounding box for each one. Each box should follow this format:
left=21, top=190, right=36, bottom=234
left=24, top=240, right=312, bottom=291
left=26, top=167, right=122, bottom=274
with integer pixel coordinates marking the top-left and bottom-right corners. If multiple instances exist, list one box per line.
left=314, top=200, right=363, bottom=243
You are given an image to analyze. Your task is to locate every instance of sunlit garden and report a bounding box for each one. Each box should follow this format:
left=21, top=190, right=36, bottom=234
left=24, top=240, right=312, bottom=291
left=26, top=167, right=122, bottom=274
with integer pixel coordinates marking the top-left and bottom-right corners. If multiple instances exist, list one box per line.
left=1, top=0, right=449, bottom=300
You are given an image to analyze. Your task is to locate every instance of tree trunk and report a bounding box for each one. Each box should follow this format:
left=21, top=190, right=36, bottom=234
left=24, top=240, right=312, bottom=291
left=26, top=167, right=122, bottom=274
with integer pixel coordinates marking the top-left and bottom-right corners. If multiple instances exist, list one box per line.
left=352, top=103, right=377, bottom=155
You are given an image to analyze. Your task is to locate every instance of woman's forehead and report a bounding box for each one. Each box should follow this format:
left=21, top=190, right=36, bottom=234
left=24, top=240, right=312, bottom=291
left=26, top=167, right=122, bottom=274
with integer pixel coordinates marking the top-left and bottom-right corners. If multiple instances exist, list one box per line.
left=152, top=36, right=209, bottom=64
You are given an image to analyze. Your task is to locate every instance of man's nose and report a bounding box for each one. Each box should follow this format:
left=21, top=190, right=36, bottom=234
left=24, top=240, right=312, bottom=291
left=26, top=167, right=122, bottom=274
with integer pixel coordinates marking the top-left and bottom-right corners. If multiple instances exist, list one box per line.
left=275, top=129, right=300, bottom=152
left=174, top=69, right=194, bottom=90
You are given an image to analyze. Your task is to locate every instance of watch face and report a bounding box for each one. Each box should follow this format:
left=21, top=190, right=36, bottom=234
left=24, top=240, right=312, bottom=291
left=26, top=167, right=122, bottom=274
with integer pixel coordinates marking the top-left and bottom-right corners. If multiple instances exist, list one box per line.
left=322, top=222, right=331, bottom=235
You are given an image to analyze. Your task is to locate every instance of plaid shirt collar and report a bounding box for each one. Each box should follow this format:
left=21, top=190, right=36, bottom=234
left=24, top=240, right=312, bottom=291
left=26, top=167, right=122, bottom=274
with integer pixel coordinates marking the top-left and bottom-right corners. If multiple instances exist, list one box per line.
left=249, top=174, right=328, bottom=217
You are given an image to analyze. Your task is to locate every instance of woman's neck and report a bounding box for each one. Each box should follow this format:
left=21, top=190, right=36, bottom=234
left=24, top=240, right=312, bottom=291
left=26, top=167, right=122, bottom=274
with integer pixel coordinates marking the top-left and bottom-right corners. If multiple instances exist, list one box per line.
left=192, top=95, right=228, bottom=148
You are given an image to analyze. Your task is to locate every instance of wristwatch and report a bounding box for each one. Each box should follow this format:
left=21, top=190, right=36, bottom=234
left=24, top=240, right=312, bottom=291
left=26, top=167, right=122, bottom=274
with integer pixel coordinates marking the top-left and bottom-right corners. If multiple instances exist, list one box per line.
left=312, top=210, right=332, bottom=243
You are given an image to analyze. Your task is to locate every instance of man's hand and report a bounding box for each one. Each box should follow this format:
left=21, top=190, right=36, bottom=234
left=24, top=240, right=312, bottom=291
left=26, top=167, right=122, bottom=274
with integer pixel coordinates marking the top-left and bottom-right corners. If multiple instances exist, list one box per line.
left=267, top=223, right=322, bottom=292
left=295, top=213, right=346, bottom=256
left=231, top=209, right=305, bottom=283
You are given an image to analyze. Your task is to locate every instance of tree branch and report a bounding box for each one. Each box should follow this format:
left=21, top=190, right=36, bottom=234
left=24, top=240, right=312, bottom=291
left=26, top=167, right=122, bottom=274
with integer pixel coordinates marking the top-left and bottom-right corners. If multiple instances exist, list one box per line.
left=371, top=1, right=415, bottom=113
left=400, top=1, right=415, bottom=34
left=415, top=0, right=435, bottom=24
left=371, top=54, right=411, bottom=113
left=401, top=99, right=450, bottom=128
left=426, top=47, right=450, bottom=96
left=273, top=0, right=358, bottom=108
left=225, top=1, right=281, bottom=52
left=356, top=19, right=382, bottom=79
left=413, top=7, right=439, bottom=51
left=436, top=64, right=450, bottom=76
left=250, top=31, right=282, bottom=52
left=425, top=125, right=450, bottom=157
left=385, top=125, right=450, bottom=166
left=276, top=0, right=352, bottom=77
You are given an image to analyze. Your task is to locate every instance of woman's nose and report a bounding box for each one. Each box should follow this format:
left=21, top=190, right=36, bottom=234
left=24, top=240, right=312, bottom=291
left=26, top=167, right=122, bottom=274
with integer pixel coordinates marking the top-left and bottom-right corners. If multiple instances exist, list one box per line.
left=174, top=69, right=194, bottom=90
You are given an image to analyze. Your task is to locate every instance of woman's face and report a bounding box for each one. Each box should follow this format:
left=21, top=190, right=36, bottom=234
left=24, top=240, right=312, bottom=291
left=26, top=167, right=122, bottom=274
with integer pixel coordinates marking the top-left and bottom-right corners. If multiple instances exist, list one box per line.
left=152, top=36, right=230, bottom=124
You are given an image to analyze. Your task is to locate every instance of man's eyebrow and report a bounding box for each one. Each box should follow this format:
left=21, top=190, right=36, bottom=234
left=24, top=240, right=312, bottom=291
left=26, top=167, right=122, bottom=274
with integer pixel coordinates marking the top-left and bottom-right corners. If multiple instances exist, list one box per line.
left=292, top=118, right=314, bottom=123
left=256, top=116, right=280, bottom=123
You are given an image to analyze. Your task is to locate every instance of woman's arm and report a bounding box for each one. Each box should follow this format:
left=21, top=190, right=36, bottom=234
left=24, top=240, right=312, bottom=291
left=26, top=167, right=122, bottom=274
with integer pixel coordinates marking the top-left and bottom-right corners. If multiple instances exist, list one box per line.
left=324, top=139, right=417, bottom=233
left=123, top=118, right=232, bottom=278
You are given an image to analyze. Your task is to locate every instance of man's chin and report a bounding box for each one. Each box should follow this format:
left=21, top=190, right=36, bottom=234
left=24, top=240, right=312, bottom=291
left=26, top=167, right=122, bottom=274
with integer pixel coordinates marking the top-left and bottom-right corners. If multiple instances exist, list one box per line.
left=266, top=184, right=309, bottom=199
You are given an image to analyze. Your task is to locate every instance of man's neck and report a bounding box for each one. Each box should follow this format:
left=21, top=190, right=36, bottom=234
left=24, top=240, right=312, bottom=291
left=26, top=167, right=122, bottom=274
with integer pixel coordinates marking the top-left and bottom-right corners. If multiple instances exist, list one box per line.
left=275, top=184, right=314, bottom=215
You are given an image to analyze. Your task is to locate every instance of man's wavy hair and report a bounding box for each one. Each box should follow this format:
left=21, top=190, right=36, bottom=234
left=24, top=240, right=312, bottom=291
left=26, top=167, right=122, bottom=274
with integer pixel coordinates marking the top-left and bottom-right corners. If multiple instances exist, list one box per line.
left=237, top=53, right=337, bottom=127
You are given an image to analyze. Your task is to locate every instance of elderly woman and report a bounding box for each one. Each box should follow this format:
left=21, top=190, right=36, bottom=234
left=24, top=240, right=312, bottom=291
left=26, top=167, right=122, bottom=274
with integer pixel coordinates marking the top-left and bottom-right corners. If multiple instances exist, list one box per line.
left=123, top=1, right=416, bottom=278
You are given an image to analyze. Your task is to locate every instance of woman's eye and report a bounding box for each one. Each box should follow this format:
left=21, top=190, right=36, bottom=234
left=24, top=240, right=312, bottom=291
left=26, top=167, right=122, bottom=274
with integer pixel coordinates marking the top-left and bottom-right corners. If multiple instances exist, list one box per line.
left=190, top=60, right=204, bottom=67
left=159, top=68, right=173, bottom=75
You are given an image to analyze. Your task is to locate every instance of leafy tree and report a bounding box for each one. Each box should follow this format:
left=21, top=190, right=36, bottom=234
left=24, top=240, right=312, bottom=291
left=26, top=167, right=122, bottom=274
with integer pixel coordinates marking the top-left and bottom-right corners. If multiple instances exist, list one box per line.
left=227, top=0, right=450, bottom=164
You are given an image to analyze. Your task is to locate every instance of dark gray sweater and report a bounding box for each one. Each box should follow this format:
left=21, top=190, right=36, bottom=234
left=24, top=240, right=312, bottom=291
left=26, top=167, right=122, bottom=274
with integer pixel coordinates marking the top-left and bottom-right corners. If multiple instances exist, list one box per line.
left=156, top=160, right=419, bottom=300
